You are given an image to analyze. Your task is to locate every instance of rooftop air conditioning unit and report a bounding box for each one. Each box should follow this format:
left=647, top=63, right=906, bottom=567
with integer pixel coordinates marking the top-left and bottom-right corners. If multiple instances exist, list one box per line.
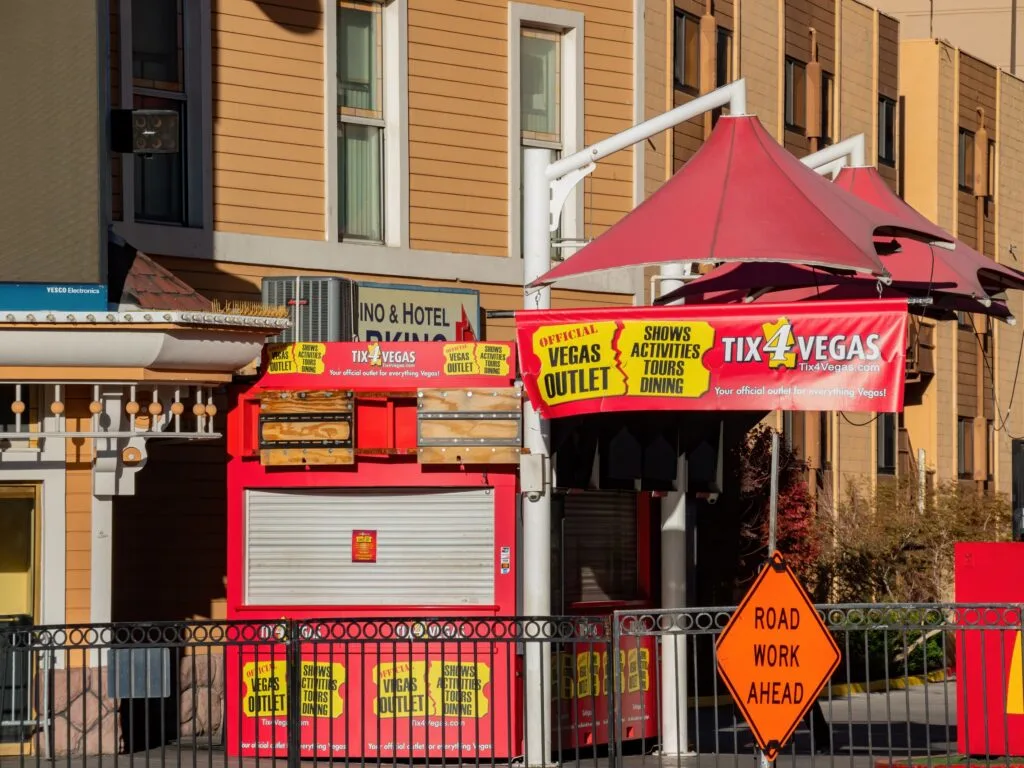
left=261, top=276, right=358, bottom=343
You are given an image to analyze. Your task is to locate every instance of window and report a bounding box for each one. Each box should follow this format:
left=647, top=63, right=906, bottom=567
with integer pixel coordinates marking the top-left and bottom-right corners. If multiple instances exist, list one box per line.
left=337, top=1, right=385, bottom=242
left=959, top=128, right=975, bottom=192
left=716, top=27, right=732, bottom=87
left=673, top=10, right=699, bottom=91
left=876, top=412, right=897, bottom=475
left=131, top=0, right=188, bottom=224
left=987, top=139, right=997, bottom=200
left=958, top=416, right=974, bottom=478
left=521, top=28, right=561, bottom=145
left=784, top=58, right=806, bottom=132
left=877, top=96, right=896, bottom=166
left=820, top=72, right=834, bottom=146
left=521, top=27, right=563, bottom=259
left=987, top=419, right=996, bottom=479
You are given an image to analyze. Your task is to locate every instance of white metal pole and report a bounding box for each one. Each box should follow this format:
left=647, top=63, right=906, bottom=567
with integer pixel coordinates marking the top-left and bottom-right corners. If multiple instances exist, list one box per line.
left=768, top=430, right=780, bottom=553
left=659, top=450, right=691, bottom=756
left=800, top=133, right=867, bottom=171
left=657, top=281, right=692, bottom=757
left=522, top=146, right=554, bottom=768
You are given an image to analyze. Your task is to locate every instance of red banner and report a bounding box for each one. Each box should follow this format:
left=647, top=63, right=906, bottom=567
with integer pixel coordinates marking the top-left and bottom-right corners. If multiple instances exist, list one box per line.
left=259, top=341, right=515, bottom=388
left=515, top=299, right=907, bottom=418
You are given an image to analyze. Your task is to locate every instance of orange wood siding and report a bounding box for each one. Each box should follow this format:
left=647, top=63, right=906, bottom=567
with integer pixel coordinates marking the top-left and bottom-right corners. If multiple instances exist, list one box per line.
left=783, top=0, right=812, bottom=158
left=839, top=1, right=875, bottom=159
left=406, top=0, right=634, bottom=256
left=957, top=327, right=979, bottom=415
left=877, top=13, right=899, bottom=190
left=645, top=0, right=668, bottom=201
left=152, top=256, right=632, bottom=343
left=64, top=388, right=93, bottom=625
left=671, top=0, right=705, bottom=172
left=110, top=2, right=122, bottom=222
left=671, top=0, right=735, bottom=172
left=212, top=0, right=325, bottom=240
left=957, top=53, right=997, bottom=259
left=112, top=439, right=228, bottom=621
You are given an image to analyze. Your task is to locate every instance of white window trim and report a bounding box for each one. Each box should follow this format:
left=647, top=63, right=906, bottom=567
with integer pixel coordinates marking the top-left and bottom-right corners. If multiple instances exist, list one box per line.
left=0, top=390, right=68, bottom=630
left=509, top=3, right=585, bottom=261
left=117, top=0, right=212, bottom=239
left=325, top=0, right=408, bottom=248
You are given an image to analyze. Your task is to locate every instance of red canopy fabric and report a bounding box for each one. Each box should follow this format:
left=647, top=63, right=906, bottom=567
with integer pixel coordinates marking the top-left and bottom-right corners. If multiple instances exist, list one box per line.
left=831, top=166, right=952, bottom=243
left=531, top=114, right=953, bottom=287
left=668, top=267, right=1011, bottom=321
left=834, top=166, right=1024, bottom=296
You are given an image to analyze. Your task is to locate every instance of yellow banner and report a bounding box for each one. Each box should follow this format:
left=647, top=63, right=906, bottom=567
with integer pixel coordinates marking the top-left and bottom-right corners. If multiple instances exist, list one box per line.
left=618, top=320, right=715, bottom=398
left=242, top=659, right=346, bottom=718
left=373, top=660, right=491, bottom=718
left=441, top=343, right=510, bottom=377
left=532, top=321, right=627, bottom=407
left=266, top=343, right=326, bottom=375
left=557, top=648, right=651, bottom=700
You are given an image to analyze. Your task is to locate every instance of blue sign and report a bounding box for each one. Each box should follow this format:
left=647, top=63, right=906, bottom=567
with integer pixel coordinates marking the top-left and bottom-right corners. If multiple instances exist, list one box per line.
left=0, top=283, right=109, bottom=311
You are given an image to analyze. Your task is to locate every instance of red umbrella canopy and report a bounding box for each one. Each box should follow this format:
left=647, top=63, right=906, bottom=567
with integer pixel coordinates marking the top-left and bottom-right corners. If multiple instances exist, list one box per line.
left=834, top=166, right=1024, bottom=297
left=530, top=115, right=953, bottom=288
left=663, top=265, right=1012, bottom=322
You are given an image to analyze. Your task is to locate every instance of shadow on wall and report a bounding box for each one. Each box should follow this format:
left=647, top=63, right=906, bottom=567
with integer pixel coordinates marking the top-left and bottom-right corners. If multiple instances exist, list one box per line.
left=249, top=0, right=323, bottom=34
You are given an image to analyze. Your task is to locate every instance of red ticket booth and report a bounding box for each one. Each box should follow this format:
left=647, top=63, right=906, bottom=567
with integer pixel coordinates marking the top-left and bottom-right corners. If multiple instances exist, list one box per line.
left=225, top=341, right=523, bottom=759
left=225, top=340, right=658, bottom=760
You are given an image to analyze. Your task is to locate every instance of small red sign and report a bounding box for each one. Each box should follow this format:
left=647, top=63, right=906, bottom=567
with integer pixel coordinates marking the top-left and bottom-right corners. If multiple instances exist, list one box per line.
left=351, top=530, right=377, bottom=563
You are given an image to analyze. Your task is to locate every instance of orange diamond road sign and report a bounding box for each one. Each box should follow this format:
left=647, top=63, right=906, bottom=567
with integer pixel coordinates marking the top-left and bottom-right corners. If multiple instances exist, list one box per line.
left=715, top=551, right=840, bottom=761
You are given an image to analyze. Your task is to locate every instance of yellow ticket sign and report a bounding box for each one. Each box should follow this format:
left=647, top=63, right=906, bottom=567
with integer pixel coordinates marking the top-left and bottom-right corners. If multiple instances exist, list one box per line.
left=531, top=321, right=627, bottom=408
left=557, top=648, right=651, bottom=700
left=373, top=660, right=491, bottom=718
left=242, top=659, right=346, bottom=718
left=265, top=343, right=326, bottom=375
left=433, top=660, right=491, bottom=718
left=618, top=320, right=715, bottom=398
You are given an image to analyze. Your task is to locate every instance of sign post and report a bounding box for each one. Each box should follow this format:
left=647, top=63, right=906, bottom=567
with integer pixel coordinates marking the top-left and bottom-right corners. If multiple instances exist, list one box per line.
left=715, top=551, right=840, bottom=761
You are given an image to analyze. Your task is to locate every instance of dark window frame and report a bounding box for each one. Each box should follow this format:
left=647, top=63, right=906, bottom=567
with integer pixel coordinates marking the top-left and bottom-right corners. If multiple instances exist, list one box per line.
left=784, top=57, right=806, bottom=133
left=878, top=95, right=897, bottom=166
left=958, top=416, right=974, bottom=479
left=716, top=26, right=732, bottom=88
left=876, top=412, right=897, bottom=475
left=673, top=9, right=700, bottom=93
left=820, top=71, right=835, bottom=147
left=959, top=128, right=976, bottom=192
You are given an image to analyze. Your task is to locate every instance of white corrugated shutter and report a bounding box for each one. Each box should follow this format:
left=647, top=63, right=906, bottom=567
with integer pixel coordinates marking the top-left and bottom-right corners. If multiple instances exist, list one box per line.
left=245, top=488, right=495, bottom=606
left=562, top=492, right=638, bottom=603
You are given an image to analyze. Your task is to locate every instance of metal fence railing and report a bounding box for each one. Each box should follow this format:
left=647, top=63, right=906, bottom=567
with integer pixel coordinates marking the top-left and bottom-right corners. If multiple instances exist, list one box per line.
left=613, top=603, right=1024, bottom=767
left=0, top=616, right=616, bottom=768
left=0, top=606, right=1020, bottom=767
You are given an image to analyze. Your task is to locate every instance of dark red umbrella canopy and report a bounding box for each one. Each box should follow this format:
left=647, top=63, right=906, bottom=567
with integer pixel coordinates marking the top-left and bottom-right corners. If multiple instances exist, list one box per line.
left=834, top=166, right=1024, bottom=297
left=530, top=115, right=953, bottom=288
left=665, top=266, right=1011, bottom=322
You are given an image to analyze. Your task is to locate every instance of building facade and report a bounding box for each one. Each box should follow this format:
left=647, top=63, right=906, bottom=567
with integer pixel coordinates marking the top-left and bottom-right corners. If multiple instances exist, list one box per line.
left=92, top=0, right=934, bottom=624
left=899, top=39, right=1024, bottom=496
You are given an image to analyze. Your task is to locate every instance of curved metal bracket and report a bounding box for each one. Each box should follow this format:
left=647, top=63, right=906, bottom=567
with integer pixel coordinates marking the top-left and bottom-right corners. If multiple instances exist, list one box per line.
left=549, top=163, right=596, bottom=233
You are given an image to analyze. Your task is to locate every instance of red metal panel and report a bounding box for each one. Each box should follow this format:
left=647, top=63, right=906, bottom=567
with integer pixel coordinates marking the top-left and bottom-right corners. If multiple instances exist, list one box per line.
left=955, top=542, right=1024, bottom=756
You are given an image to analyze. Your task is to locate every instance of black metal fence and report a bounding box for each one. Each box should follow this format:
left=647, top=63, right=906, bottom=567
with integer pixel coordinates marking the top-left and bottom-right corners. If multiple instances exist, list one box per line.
left=614, top=604, right=1024, bottom=767
left=0, top=607, right=1020, bottom=767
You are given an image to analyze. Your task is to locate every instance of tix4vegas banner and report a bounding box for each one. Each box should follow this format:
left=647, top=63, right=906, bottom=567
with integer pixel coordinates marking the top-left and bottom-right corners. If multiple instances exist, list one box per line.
left=515, top=299, right=908, bottom=418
